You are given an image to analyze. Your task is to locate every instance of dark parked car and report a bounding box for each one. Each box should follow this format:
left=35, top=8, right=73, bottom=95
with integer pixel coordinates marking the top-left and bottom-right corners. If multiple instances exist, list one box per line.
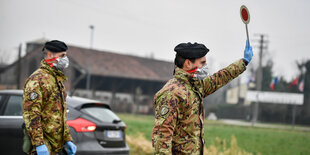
left=0, top=90, right=129, bottom=155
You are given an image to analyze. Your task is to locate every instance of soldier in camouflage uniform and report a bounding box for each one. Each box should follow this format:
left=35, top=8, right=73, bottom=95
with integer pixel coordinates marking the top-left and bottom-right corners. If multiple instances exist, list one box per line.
left=152, top=40, right=253, bottom=154
left=23, top=40, right=77, bottom=155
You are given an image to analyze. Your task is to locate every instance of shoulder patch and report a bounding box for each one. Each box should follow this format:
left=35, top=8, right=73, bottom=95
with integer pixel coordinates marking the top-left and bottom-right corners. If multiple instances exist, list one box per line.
left=29, top=92, right=38, bottom=100
left=160, top=106, right=169, bottom=116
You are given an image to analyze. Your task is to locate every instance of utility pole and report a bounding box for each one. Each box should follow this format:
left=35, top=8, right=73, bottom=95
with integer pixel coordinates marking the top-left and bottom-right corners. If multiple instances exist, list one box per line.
left=16, top=43, right=22, bottom=89
left=237, top=77, right=242, bottom=104
left=86, top=25, right=94, bottom=97
left=252, top=34, right=268, bottom=126
left=302, top=61, right=310, bottom=123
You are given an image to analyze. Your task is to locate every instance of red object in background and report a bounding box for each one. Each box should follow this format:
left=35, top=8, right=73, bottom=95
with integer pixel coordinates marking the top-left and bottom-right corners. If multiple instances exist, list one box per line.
left=299, top=78, right=304, bottom=92
left=270, top=77, right=279, bottom=91
left=289, top=77, right=299, bottom=88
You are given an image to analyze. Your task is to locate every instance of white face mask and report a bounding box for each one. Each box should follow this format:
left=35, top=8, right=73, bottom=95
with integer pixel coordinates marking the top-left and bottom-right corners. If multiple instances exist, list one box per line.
left=193, top=64, right=209, bottom=80
left=53, top=56, right=69, bottom=71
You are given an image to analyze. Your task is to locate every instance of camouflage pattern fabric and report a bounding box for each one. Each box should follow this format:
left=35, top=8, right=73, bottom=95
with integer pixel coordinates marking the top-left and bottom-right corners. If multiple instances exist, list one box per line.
left=152, top=59, right=246, bottom=154
left=22, top=60, right=72, bottom=153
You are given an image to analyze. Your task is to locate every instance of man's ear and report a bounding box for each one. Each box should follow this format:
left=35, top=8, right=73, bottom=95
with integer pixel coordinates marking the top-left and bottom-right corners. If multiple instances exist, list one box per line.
left=46, top=51, right=51, bottom=58
left=46, top=51, right=55, bottom=59
left=183, top=59, right=191, bottom=70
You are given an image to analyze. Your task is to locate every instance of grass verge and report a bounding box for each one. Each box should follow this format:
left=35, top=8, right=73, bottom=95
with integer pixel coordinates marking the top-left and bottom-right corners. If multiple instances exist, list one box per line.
left=118, top=113, right=310, bottom=155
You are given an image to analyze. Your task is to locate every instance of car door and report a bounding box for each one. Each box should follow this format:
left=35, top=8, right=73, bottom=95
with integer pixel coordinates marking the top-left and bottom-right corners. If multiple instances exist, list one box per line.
left=0, top=94, right=24, bottom=155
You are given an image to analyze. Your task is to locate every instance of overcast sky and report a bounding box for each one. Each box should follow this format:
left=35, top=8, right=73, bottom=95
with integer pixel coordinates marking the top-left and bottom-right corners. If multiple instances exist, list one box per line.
left=1, top=0, right=309, bottom=82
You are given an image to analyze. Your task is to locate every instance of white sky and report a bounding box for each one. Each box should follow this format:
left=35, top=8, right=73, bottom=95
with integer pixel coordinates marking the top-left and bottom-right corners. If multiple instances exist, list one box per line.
left=1, top=0, right=309, bottom=82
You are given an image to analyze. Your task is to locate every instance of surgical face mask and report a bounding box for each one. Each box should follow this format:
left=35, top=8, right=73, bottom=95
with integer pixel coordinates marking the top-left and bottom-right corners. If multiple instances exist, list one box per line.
left=193, top=64, right=209, bottom=80
left=53, top=56, right=69, bottom=71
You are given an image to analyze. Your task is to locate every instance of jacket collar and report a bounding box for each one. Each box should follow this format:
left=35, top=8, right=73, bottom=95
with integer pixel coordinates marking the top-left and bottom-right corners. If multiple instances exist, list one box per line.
left=174, top=67, right=203, bottom=98
left=40, top=60, right=67, bottom=82
left=174, top=67, right=199, bottom=85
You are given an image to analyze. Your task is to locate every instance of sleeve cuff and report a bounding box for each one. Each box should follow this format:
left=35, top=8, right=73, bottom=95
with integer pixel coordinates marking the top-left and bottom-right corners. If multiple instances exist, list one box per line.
left=64, top=135, right=73, bottom=142
left=33, top=140, right=45, bottom=147
left=242, top=58, right=249, bottom=66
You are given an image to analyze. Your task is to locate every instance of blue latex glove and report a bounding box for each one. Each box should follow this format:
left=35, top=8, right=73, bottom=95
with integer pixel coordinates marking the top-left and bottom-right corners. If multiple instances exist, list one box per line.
left=36, top=144, right=49, bottom=155
left=65, top=141, right=77, bottom=155
left=243, top=39, right=253, bottom=63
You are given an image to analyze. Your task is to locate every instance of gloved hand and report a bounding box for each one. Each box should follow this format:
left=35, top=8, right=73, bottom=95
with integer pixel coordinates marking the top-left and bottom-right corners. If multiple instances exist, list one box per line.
left=65, top=141, right=77, bottom=155
left=193, top=64, right=209, bottom=80
left=36, top=144, right=49, bottom=155
left=243, top=39, right=253, bottom=63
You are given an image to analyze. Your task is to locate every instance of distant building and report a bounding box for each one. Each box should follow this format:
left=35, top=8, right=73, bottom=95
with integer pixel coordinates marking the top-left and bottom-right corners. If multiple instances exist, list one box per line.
left=0, top=40, right=175, bottom=114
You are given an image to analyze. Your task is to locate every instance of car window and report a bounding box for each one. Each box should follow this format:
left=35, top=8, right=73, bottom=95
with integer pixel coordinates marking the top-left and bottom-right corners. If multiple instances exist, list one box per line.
left=81, top=107, right=121, bottom=123
left=3, top=95, right=23, bottom=116
left=0, top=95, right=3, bottom=105
left=0, top=95, right=3, bottom=109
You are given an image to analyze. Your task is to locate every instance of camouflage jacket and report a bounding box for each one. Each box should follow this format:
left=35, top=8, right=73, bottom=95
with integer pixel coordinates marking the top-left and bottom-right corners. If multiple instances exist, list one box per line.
left=22, top=60, right=72, bottom=152
left=152, top=59, right=246, bottom=154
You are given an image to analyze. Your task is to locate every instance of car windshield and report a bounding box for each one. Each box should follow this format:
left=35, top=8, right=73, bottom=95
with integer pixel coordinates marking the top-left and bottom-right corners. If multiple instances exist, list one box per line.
left=81, top=107, right=121, bottom=123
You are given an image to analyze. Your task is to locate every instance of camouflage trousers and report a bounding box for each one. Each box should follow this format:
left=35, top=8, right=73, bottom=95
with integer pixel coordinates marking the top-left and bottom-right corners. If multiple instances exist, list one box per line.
left=28, top=138, right=67, bottom=155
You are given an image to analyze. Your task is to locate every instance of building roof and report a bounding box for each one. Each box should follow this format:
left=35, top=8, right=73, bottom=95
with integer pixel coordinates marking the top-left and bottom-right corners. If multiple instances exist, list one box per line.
left=2, top=42, right=175, bottom=82
left=67, top=46, right=174, bottom=81
left=25, top=44, right=174, bottom=82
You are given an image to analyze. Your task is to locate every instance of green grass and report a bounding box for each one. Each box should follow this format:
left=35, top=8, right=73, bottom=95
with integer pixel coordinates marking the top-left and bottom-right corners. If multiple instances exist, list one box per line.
left=119, top=113, right=154, bottom=141
left=205, top=123, right=310, bottom=155
left=118, top=113, right=310, bottom=155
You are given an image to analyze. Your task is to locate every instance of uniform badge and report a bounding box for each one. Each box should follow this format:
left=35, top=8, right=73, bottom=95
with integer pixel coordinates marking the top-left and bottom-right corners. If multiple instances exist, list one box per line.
left=29, top=92, right=38, bottom=100
left=160, top=106, right=169, bottom=116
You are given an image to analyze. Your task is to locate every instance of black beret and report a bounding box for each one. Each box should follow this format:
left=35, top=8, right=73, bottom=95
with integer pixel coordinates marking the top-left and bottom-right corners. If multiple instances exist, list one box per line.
left=174, top=42, right=209, bottom=59
left=43, top=40, right=68, bottom=53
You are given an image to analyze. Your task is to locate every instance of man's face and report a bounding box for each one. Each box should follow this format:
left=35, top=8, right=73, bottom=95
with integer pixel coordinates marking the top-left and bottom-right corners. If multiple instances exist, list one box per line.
left=54, top=51, right=67, bottom=58
left=184, top=56, right=206, bottom=72
left=191, top=56, right=206, bottom=69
